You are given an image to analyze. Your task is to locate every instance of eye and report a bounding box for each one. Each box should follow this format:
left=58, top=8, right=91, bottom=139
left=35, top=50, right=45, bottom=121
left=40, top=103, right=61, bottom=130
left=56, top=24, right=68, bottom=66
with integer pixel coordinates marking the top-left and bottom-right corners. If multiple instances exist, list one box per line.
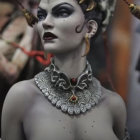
left=37, top=11, right=47, bottom=21
left=58, top=9, right=71, bottom=17
left=54, top=8, right=73, bottom=18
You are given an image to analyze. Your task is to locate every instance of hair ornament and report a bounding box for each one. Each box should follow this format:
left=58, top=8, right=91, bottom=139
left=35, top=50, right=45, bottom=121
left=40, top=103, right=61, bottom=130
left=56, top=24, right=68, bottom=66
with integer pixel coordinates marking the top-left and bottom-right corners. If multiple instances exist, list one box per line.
left=86, top=0, right=96, bottom=11
left=123, top=0, right=140, bottom=20
left=79, top=0, right=85, bottom=4
left=15, top=0, right=38, bottom=27
left=79, top=0, right=97, bottom=11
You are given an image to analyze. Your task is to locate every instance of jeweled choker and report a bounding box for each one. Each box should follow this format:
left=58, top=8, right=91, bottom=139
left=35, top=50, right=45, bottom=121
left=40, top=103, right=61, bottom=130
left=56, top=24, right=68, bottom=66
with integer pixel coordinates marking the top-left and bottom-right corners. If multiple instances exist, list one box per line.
left=34, top=60, right=102, bottom=115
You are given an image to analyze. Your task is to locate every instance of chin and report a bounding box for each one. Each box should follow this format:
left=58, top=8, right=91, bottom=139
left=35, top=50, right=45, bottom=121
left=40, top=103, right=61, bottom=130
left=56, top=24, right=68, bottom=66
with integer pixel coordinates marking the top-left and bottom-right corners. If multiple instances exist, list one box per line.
left=44, top=48, right=69, bottom=55
left=43, top=44, right=59, bottom=54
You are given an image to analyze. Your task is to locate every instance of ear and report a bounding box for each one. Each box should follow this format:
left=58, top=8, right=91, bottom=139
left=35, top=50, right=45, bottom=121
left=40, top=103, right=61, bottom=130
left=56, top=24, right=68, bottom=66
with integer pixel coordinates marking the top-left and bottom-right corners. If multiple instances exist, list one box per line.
left=86, top=20, right=98, bottom=38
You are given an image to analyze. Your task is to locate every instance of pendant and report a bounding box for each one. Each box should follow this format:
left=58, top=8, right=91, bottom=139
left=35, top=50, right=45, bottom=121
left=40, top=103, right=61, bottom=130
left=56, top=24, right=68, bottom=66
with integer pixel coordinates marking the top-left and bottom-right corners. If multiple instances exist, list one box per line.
left=69, top=94, right=78, bottom=103
left=34, top=60, right=102, bottom=115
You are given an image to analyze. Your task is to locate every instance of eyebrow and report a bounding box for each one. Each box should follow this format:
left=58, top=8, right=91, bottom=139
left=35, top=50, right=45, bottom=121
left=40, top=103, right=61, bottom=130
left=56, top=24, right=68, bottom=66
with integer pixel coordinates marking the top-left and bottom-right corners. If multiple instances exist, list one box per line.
left=38, top=2, right=74, bottom=12
left=38, top=7, right=46, bottom=12
left=52, top=2, right=74, bottom=11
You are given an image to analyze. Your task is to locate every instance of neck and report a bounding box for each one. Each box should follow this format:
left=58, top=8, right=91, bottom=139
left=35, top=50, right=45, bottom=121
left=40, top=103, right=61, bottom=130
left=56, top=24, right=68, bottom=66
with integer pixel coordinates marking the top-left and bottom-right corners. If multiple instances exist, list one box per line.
left=53, top=44, right=87, bottom=78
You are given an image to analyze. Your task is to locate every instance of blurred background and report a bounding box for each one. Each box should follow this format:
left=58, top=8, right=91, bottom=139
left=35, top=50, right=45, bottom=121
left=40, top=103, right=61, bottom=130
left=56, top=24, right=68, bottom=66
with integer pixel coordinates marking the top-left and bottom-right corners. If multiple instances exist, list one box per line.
left=0, top=0, right=140, bottom=139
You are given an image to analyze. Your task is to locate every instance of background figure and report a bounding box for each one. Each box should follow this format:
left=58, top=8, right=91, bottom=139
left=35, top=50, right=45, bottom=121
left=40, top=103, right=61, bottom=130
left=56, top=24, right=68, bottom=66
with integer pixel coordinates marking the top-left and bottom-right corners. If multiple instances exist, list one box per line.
left=127, top=0, right=140, bottom=139
left=136, top=54, right=140, bottom=82
left=109, top=0, right=131, bottom=101
left=0, top=0, right=43, bottom=137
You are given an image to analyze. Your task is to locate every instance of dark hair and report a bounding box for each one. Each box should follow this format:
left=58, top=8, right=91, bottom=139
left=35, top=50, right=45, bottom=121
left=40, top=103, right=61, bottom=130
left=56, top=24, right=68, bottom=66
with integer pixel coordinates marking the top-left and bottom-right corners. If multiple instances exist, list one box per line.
left=76, top=0, right=105, bottom=38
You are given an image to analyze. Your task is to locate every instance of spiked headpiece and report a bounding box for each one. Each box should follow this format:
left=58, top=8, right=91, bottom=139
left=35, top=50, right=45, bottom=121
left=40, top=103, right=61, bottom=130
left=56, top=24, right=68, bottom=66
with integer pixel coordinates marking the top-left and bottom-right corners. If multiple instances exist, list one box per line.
left=78, top=0, right=117, bottom=32
left=15, top=0, right=140, bottom=31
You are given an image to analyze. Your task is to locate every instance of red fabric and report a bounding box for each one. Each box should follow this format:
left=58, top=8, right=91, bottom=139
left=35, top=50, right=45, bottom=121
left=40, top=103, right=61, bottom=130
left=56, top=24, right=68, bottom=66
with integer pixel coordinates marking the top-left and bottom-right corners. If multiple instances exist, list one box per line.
left=9, top=41, right=53, bottom=66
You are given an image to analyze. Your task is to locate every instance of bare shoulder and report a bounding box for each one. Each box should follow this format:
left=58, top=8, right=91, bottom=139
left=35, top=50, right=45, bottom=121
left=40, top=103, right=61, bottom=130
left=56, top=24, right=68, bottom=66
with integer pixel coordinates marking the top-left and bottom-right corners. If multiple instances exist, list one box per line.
left=101, top=86, right=126, bottom=118
left=2, top=79, right=40, bottom=119
left=1, top=79, right=41, bottom=140
left=101, top=86, right=127, bottom=139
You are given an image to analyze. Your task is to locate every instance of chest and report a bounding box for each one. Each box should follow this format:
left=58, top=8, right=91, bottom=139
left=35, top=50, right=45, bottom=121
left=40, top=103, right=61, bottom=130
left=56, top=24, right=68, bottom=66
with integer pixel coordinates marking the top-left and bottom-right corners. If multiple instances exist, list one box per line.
left=23, top=98, right=118, bottom=140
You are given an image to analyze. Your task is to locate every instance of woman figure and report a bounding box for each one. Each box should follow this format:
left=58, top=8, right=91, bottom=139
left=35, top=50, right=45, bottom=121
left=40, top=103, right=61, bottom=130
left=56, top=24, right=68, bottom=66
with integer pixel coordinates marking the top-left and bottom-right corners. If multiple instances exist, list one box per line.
left=1, top=0, right=129, bottom=140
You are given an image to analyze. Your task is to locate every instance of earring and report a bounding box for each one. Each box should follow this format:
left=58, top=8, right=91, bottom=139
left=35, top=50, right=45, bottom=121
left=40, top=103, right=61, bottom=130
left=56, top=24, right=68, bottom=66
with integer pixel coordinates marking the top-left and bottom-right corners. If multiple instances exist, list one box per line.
left=82, top=35, right=90, bottom=57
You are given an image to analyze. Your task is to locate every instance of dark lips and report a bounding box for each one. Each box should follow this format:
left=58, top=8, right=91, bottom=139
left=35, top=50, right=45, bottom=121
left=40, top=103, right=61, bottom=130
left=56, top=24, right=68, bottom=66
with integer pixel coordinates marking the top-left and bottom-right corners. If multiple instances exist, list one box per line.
left=43, top=32, right=57, bottom=41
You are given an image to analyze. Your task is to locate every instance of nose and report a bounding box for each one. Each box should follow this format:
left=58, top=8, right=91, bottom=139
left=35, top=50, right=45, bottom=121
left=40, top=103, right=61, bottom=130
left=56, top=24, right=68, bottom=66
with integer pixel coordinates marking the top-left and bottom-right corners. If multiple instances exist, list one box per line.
left=42, top=15, right=54, bottom=29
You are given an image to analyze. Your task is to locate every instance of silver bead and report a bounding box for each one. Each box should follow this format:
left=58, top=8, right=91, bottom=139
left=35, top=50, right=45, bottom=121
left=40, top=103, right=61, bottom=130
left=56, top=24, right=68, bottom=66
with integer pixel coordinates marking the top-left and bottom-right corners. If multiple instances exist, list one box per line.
left=51, top=98, right=58, bottom=105
left=85, top=104, right=91, bottom=110
left=61, top=104, right=68, bottom=112
left=48, top=95, right=53, bottom=100
left=68, top=107, right=74, bottom=115
left=56, top=100, right=62, bottom=108
left=74, top=106, right=80, bottom=115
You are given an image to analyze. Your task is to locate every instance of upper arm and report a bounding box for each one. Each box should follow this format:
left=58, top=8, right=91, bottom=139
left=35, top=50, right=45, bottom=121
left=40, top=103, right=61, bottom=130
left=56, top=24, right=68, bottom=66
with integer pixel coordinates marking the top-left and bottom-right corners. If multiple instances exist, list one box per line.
left=109, top=92, right=127, bottom=140
left=1, top=82, right=31, bottom=140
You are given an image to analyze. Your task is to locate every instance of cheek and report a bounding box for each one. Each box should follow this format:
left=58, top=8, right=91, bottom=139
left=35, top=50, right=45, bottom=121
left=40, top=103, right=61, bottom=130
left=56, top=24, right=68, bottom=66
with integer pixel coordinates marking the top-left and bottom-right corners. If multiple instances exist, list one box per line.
left=37, top=23, right=44, bottom=43
left=57, top=14, right=85, bottom=37
left=37, top=23, right=43, bottom=36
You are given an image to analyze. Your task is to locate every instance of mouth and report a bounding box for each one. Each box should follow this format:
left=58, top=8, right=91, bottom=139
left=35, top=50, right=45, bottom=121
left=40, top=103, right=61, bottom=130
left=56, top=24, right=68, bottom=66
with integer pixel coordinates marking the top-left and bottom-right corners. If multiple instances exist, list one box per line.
left=43, top=32, right=57, bottom=41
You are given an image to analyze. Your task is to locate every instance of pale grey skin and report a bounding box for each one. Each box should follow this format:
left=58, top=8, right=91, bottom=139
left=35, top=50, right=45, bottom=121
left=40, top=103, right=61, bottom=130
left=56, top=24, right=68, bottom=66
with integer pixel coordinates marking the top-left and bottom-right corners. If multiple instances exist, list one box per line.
left=1, top=0, right=127, bottom=140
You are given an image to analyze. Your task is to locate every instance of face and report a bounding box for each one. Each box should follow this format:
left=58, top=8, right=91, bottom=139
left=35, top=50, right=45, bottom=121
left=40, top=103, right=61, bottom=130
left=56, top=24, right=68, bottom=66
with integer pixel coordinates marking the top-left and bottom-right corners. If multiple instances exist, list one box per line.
left=37, top=0, right=87, bottom=54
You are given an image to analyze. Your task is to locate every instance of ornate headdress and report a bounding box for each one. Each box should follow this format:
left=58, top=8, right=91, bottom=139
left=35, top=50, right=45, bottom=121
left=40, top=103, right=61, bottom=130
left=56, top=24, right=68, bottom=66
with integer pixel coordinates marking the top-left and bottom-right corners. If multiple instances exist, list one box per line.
left=76, top=0, right=117, bottom=32
left=15, top=0, right=117, bottom=32
left=15, top=0, right=140, bottom=30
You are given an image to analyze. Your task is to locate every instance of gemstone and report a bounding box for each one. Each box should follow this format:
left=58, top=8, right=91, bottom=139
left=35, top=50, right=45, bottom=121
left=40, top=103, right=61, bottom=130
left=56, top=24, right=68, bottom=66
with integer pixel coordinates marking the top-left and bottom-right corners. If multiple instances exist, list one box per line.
left=72, top=78, right=76, bottom=82
left=70, top=78, right=77, bottom=85
left=69, top=95, right=78, bottom=103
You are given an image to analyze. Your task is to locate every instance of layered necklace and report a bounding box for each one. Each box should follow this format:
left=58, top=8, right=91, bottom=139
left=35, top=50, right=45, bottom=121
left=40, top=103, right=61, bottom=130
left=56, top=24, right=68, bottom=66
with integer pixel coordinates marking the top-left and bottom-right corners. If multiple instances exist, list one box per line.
left=34, top=59, right=102, bottom=115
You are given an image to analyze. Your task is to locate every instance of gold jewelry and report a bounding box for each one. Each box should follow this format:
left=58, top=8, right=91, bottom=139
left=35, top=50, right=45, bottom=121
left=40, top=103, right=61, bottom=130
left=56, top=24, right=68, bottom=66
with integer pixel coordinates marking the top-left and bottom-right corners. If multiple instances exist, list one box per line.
left=122, top=0, right=140, bottom=20
left=79, top=0, right=85, bottom=4
left=15, top=0, right=38, bottom=27
left=82, top=35, right=90, bottom=57
left=21, top=8, right=38, bottom=27
left=79, top=0, right=96, bottom=12
left=86, top=0, right=96, bottom=12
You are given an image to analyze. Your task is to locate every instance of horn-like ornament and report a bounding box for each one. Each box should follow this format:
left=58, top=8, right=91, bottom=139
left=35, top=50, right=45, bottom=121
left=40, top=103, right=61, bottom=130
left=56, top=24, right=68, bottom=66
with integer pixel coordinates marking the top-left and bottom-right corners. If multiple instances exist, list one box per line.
left=129, top=4, right=140, bottom=20
left=15, top=0, right=38, bottom=27
left=22, top=8, right=38, bottom=27
left=123, top=0, right=140, bottom=20
left=86, top=0, right=96, bottom=11
left=79, top=0, right=86, bottom=4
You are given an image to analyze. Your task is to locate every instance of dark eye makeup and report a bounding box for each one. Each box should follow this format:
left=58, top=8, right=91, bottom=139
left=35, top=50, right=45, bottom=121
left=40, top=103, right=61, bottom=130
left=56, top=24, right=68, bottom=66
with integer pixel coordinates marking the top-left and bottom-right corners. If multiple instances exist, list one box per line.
left=37, top=3, right=74, bottom=21
left=37, top=8, right=47, bottom=21
left=52, top=6, right=73, bottom=18
left=52, top=4, right=74, bottom=18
